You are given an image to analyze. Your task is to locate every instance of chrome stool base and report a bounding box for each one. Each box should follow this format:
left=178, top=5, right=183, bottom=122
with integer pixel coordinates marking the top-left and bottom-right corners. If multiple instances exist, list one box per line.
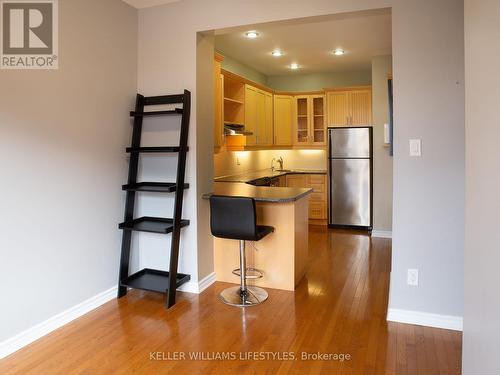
left=219, top=285, right=268, bottom=307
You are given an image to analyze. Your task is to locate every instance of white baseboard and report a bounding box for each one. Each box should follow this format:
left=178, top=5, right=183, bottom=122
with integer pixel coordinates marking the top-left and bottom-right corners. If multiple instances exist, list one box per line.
left=0, top=273, right=218, bottom=360
left=197, top=272, right=217, bottom=293
left=0, top=286, right=117, bottom=360
left=371, top=230, right=392, bottom=238
left=177, top=272, right=216, bottom=294
left=387, top=308, right=463, bottom=331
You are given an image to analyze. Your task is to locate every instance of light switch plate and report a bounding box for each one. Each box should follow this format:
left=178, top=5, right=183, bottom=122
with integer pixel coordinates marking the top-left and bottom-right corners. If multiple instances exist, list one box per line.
left=409, top=139, right=422, bottom=156
left=407, top=269, right=419, bottom=286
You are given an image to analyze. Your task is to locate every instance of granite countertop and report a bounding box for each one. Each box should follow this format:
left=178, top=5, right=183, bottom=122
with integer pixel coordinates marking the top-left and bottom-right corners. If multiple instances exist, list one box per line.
left=214, top=168, right=327, bottom=183
left=203, top=182, right=313, bottom=203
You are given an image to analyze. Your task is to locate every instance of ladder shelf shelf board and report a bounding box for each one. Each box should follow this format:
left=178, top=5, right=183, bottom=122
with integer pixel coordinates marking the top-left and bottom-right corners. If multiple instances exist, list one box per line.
left=120, top=268, right=191, bottom=294
left=119, top=217, right=190, bottom=234
left=126, top=146, right=189, bottom=153
left=130, top=108, right=183, bottom=117
left=122, top=182, right=189, bottom=193
left=118, top=90, right=191, bottom=309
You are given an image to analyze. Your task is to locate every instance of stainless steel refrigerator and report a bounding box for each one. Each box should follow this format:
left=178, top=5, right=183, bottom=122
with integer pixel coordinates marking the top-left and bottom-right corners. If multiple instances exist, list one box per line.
left=328, top=127, right=373, bottom=230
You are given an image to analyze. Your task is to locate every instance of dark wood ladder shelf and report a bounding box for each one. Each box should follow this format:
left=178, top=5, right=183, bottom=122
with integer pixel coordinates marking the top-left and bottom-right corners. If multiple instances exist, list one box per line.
left=122, top=182, right=189, bottom=193
left=118, top=90, right=191, bottom=309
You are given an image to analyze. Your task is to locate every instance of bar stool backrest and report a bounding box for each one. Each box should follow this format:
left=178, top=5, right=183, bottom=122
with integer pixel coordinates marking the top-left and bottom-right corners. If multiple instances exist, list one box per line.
left=209, top=195, right=258, bottom=241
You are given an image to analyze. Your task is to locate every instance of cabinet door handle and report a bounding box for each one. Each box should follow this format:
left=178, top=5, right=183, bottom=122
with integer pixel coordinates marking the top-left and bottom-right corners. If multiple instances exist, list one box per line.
left=346, top=116, right=349, bottom=125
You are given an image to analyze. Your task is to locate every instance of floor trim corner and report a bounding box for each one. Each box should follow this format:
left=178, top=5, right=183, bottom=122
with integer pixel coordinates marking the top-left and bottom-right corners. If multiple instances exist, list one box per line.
left=387, top=308, right=463, bottom=331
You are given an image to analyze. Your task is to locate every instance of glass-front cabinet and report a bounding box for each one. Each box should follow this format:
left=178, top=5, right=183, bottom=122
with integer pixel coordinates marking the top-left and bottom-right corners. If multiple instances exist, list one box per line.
left=296, top=96, right=309, bottom=144
left=294, top=95, right=326, bottom=146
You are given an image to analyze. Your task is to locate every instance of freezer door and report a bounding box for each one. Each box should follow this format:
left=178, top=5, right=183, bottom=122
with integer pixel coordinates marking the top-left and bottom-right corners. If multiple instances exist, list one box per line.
left=328, top=127, right=371, bottom=158
left=329, top=159, right=371, bottom=227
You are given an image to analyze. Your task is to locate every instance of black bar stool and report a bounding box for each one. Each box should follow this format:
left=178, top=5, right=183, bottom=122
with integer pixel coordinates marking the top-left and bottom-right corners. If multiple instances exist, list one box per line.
left=209, top=195, right=274, bottom=307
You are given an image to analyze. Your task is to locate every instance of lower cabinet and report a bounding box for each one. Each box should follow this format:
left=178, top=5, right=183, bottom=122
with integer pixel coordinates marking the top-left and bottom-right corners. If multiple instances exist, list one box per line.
left=285, top=174, right=327, bottom=220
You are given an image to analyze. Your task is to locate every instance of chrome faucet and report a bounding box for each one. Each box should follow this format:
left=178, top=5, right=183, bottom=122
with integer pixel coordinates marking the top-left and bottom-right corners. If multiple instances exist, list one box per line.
left=277, top=156, right=284, bottom=171
left=271, top=158, right=276, bottom=172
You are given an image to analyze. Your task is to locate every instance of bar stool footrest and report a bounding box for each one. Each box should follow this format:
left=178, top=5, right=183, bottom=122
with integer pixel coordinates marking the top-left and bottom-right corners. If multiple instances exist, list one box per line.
left=232, top=267, right=264, bottom=279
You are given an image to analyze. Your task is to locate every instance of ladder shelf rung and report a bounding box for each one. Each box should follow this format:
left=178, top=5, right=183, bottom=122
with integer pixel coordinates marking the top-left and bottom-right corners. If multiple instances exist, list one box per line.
left=144, top=94, right=184, bottom=106
left=119, top=216, right=190, bottom=234
left=126, top=146, right=188, bottom=153
left=122, top=182, right=189, bottom=193
left=130, top=108, right=183, bottom=117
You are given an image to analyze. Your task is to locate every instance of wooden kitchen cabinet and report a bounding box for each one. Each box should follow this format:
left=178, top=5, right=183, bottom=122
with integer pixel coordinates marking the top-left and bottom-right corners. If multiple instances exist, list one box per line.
left=326, top=87, right=372, bottom=126
left=214, top=54, right=224, bottom=149
left=223, top=76, right=245, bottom=125
left=293, top=95, right=326, bottom=146
left=326, top=91, right=349, bottom=126
left=285, top=174, right=307, bottom=188
left=273, top=95, right=294, bottom=146
left=307, top=174, right=327, bottom=220
left=285, top=174, right=328, bottom=221
left=350, top=90, right=372, bottom=125
left=275, top=175, right=287, bottom=187
left=245, top=84, right=273, bottom=146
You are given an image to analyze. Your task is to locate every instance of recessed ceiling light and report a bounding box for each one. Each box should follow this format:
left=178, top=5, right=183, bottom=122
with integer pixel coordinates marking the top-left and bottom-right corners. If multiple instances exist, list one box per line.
left=245, top=31, right=259, bottom=39
left=290, top=63, right=299, bottom=70
left=271, top=50, right=284, bottom=57
left=333, top=49, right=345, bottom=56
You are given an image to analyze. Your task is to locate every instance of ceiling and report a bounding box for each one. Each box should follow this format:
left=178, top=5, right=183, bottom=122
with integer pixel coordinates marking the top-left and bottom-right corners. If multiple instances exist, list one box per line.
left=215, top=10, right=392, bottom=76
left=122, top=0, right=180, bottom=9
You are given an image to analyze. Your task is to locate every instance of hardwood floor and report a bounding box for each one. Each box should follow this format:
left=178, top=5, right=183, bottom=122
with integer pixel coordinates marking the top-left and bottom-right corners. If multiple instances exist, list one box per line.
left=0, top=228, right=462, bottom=374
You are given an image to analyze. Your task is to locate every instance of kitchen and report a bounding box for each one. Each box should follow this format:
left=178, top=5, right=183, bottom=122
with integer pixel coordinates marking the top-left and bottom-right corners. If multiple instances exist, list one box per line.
left=208, top=11, right=393, bottom=293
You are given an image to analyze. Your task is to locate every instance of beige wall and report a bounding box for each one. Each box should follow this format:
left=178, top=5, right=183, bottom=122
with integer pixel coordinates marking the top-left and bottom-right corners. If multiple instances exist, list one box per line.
left=0, top=0, right=137, bottom=343
left=463, top=0, right=500, bottom=373
left=196, top=33, right=216, bottom=280
left=138, top=0, right=464, bottom=319
left=371, top=56, right=393, bottom=231
left=267, top=70, right=372, bottom=91
left=218, top=53, right=372, bottom=91
left=219, top=53, right=268, bottom=85
left=389, top=0, right=463, bottom=318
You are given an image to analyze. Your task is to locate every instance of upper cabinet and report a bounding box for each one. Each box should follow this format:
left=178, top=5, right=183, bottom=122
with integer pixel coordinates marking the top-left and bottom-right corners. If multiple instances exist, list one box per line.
left=326, top=87, right=372, bottom=126
left=245, top=84, right=273, bottom=146
left=350, top=90, right=372, bottom=125
left=215, top=62, right=372, bottom=150
left=273, top=95, right=294, bottom=146
left=223, top=76, right=245, bottom=126
left=294, top=94, right=326, bottom=146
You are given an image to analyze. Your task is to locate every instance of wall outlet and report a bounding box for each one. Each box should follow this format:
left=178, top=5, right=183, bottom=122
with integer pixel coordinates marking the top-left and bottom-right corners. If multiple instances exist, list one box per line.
left=407, top=269, right=419, bottom=286
left=409, top=139, right=422, bottom=156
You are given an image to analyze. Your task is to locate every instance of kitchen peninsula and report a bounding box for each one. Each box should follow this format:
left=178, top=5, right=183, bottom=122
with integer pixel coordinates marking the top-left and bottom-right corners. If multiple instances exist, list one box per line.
left=204, top=178, right=312, bottom=291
